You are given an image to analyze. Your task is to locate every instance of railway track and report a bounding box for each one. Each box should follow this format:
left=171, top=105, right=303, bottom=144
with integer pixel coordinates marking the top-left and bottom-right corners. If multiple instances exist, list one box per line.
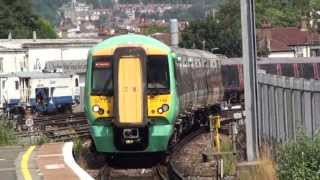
left=167, top=127, right=208, bottom=180
left=95, top=127, right=209, bottom=180
left=14, top=112, right=90, bottom=141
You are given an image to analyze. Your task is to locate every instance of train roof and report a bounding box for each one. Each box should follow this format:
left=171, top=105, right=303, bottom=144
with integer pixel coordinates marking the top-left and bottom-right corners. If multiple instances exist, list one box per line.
left=222, top=57, right=320, bottom=65
left=90, top=34, right=171, bottom=56
left=172, top=47, right=225, bottom=60
left=0, top=72, right=76, bottom=79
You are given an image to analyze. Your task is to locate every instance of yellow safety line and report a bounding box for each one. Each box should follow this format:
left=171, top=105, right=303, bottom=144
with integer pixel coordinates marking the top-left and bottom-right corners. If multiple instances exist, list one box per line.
left=21, top=146, right=36, bottom=180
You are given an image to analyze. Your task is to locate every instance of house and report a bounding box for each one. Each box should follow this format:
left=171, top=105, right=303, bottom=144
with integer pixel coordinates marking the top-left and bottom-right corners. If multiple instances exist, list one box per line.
left=257, top=24, right=320, bottom=58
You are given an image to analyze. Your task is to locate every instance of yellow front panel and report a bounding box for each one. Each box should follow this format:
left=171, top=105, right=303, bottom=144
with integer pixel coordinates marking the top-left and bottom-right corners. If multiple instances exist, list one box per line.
left=147, top=94, right=171, bottom=117
left=91, top=96, right=113, bottom=118
left=118, top=57, right=143, bottom=124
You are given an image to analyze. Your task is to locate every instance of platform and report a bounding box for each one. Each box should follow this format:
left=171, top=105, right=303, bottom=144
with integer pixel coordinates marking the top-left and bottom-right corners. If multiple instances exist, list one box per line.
left=0, top=142, right=94, bottom=180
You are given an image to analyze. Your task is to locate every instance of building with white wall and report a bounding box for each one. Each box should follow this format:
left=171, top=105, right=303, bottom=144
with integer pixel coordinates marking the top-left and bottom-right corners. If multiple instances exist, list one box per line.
left=0, top=38, right=101, bottom=74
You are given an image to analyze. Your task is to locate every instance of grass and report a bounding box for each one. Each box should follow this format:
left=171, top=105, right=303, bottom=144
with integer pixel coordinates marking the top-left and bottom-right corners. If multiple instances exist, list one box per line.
left=220, top=136, right=237, bottom=176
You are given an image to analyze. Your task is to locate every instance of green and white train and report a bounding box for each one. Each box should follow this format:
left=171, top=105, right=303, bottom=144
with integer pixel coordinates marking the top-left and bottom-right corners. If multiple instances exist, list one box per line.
left=84, top=34, right=223, bottom=154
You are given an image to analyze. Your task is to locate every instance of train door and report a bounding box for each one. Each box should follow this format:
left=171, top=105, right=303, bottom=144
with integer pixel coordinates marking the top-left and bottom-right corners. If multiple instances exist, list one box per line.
left=117, top=57, right=143, bottom=125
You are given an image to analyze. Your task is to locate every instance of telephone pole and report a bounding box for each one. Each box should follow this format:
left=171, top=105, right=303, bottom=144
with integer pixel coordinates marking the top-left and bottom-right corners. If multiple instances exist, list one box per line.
left=240, top=0, right=259, bottom=161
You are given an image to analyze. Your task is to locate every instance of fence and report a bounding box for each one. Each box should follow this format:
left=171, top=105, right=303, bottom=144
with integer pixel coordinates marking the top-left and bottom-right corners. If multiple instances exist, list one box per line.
left=257, top=73, right=320, bottom=145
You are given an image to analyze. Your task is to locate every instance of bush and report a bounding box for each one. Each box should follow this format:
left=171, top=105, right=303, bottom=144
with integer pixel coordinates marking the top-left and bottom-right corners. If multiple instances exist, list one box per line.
left=277, top=133, right=320, bottom=180
left=36, top=133, right=50, bottom=145
left=0, top=121, right=17, bottom=145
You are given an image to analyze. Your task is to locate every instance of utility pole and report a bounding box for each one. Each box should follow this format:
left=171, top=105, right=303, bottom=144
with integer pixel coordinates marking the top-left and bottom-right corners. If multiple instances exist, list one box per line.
left=240, top=0, right=258, bottom=161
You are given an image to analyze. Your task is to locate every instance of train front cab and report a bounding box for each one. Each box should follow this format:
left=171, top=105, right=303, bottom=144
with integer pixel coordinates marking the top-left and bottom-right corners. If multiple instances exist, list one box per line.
left=86, top=45, right=178, bottom=153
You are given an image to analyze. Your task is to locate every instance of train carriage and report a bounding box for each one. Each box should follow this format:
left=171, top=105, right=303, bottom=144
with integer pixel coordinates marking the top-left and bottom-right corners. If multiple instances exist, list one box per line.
left=84, top=34, right=224, bottom=154
left=221, top=57, right=320, bottom=104
left=0, top=72, right=80, bottom=114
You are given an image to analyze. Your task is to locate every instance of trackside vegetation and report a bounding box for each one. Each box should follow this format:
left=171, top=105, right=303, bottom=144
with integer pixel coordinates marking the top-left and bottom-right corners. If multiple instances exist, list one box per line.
left=0, top=121, right=17, bottom=146
left=277, top=133, right=320, bottom=180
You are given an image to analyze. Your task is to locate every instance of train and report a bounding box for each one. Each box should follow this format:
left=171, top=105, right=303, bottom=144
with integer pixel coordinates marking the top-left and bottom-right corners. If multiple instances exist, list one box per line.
left=84, top=34, right=224, bottom=154
left=0, top=72, right=80, bottom=117
left=221, top=57, right=320, bottom=104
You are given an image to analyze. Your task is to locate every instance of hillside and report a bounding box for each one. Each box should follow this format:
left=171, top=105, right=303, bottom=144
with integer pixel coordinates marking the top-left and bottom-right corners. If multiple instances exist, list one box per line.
left=32, top=0, right=222, bottom=26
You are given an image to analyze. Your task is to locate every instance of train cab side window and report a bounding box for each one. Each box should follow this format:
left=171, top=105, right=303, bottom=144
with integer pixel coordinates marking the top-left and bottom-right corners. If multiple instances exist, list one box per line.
left=15, top=81, right=19, bottom=90
left=91, top=56, right=113, bottom=96
left=147, top=55, right=170, bottom=94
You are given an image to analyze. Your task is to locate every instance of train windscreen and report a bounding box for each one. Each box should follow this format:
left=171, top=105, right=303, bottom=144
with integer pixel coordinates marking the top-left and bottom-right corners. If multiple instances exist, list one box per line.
left=91, top=56, right=113, bottom=95
left=301, top=63, right=314, bottom=79
left=147, top=55, right=170, bottom=94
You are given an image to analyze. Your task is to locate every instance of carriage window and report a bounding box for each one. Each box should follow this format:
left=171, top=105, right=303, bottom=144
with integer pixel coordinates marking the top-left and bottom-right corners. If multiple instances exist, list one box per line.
left=282, top=64, right=294, bottom=77
left=301, top=63, right=314, bottom=79
left=147, top=55, right=170, bottom=94
left=91, top=56, right=113, bottom=95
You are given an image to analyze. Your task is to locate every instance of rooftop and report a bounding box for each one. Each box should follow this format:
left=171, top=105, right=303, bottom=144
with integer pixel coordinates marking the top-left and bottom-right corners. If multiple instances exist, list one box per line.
left=257, top=27, right=320, bottom=52
left=0, top=38, right=102, bottom=49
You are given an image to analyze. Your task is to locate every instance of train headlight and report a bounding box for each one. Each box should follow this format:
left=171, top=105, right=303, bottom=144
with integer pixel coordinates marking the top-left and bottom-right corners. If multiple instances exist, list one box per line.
left=157, top=107, right=164, bottom=114
left=92, top=105, right=100, bottom=112
left=162, top=104, right=169, bottom=112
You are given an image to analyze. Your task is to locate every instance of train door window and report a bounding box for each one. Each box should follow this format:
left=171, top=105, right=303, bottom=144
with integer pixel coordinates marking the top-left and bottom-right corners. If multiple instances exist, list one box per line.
left=147, top=55, right=170, bottom=94
left=301, top=63, right=314, bottom=79
left=2, top=81, right=4, bottom=89
left=282, top=64, right=294, bottom=77
left=75, top=78, right=79, bottom=87
left=15, top=81, right=19, bottom=90
left=92, top=56, right=113, bottom=96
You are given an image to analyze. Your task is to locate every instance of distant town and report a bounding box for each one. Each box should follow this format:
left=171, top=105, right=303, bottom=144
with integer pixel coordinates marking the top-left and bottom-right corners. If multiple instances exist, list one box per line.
left=58, top=0, right=203, bottom=39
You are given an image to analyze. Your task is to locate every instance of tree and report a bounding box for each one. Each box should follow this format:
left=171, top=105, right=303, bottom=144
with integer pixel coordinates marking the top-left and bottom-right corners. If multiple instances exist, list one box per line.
left=0, top=0, right=57, bottom=38
left=180, top=0, right=320, bottom=57
left=180, top=0, right=242, bottom=57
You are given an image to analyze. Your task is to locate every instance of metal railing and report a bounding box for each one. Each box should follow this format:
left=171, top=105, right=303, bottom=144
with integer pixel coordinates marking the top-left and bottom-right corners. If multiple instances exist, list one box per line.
left=257, top=73, right=320, bottom=144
